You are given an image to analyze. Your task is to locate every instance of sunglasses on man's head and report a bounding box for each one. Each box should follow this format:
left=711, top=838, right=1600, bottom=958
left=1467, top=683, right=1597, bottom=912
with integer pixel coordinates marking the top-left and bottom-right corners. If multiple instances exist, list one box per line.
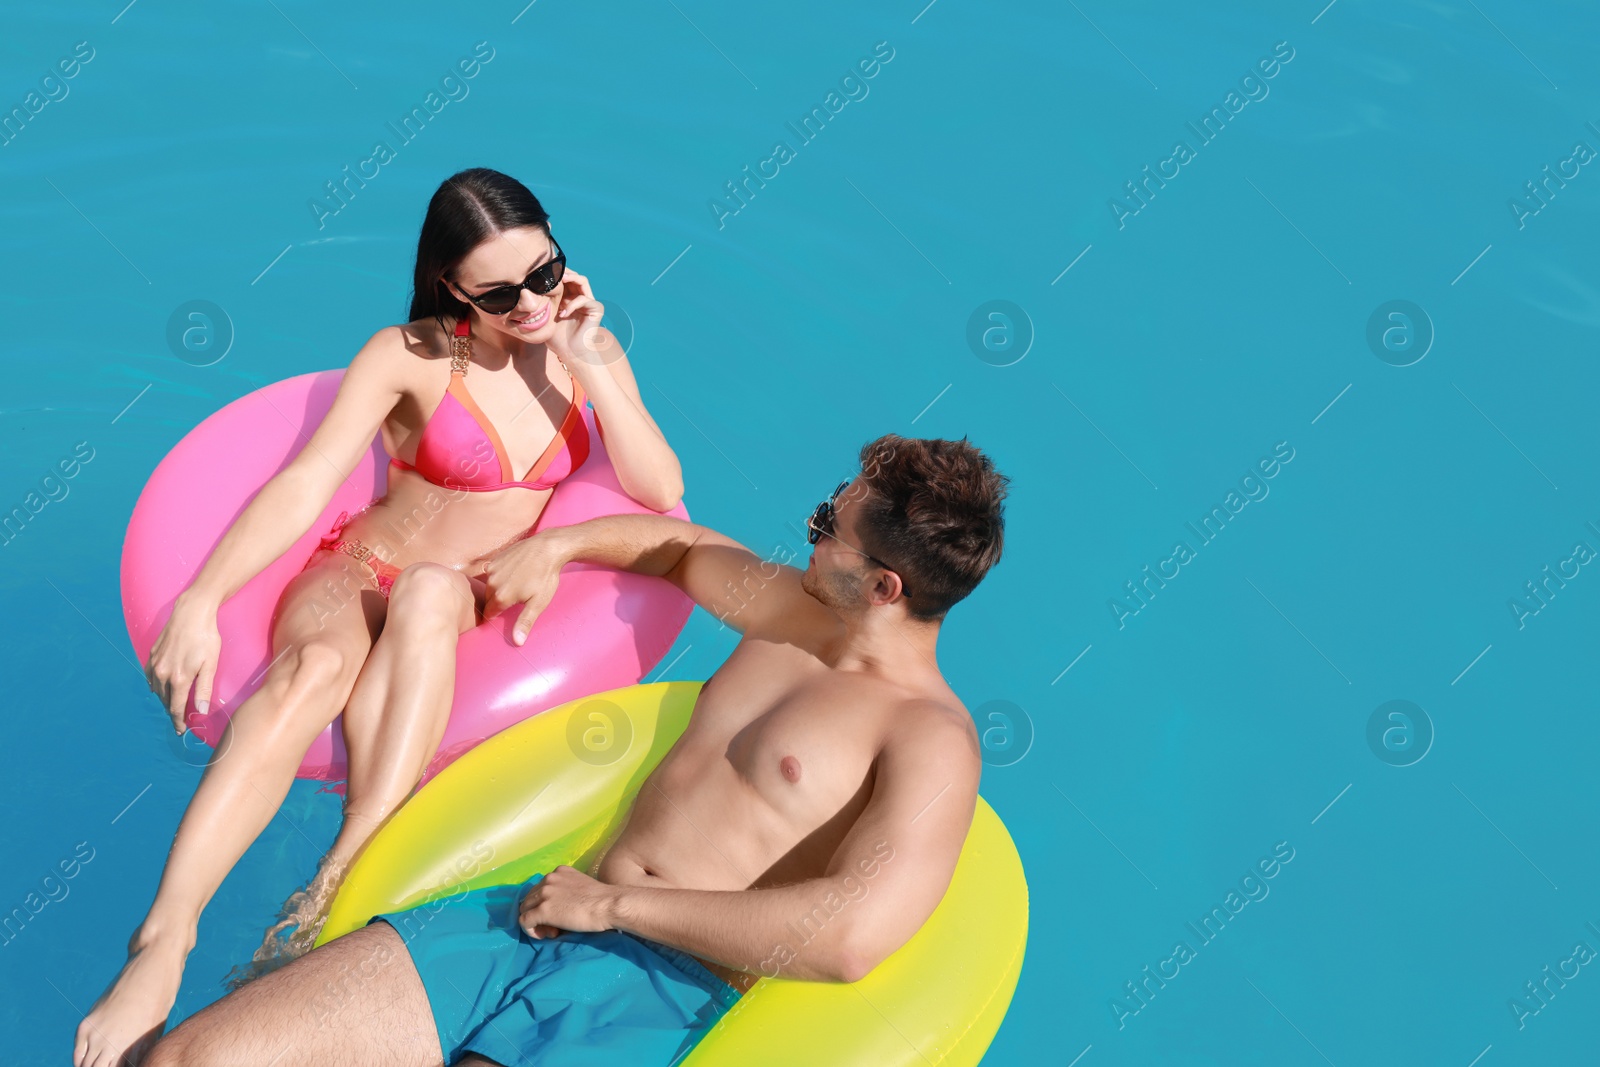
left=454, top=236, right=567, bottom=315
left=807, top=480, right=913, bottom=598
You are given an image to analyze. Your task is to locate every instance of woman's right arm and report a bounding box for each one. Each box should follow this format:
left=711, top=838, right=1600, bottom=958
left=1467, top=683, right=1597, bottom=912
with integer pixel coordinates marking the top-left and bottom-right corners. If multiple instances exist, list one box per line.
left=148, top=327, right=407, bottom=732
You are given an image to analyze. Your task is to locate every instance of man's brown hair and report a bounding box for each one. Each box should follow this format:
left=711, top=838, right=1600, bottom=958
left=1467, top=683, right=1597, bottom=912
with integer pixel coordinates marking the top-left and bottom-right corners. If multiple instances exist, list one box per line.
left=853, top=435, right=1008, bottom=620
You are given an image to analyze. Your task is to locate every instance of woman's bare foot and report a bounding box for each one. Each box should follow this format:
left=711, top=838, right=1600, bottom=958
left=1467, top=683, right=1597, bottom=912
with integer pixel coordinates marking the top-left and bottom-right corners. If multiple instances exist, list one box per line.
left=75, top=924, right=193, bottom=1067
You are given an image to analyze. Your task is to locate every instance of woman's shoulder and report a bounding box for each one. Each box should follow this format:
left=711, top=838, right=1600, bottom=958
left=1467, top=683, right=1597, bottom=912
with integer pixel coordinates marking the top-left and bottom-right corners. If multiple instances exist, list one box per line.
left=340, top=317, right=455, bottom=400
left=385, top=315, right=458, bottom=363
left=349, top=317, right=455, bottom=376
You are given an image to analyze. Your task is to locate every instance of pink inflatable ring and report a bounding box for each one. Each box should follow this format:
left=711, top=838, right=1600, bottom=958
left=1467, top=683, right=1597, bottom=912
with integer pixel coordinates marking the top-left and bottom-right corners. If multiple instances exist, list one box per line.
left=120, top=369, right=692, bottom=784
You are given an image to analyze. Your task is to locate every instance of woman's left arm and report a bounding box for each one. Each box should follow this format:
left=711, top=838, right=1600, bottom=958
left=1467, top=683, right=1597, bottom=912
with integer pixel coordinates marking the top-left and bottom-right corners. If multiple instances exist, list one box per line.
left=552, top=269, right=683, bottom=512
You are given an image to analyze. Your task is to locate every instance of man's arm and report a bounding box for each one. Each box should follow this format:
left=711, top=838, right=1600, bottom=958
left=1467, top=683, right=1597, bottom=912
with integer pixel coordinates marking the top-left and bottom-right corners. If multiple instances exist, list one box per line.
left=579, top=706, right=981, bottom=982
left=483, top=513, right=815, bottom=643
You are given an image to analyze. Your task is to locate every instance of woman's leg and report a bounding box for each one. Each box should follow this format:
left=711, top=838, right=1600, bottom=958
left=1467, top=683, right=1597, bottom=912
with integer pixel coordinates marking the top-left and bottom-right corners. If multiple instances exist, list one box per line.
left=241, top=563, right=481, bottom=968
left=332, top=563, right=481, bottom=867
left=75, top=554, right=386, bottom=1067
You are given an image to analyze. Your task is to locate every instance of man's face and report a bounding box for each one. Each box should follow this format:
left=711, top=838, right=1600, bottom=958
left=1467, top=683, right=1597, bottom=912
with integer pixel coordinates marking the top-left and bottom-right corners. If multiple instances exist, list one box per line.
left=801, top=477, right=876, bottom=611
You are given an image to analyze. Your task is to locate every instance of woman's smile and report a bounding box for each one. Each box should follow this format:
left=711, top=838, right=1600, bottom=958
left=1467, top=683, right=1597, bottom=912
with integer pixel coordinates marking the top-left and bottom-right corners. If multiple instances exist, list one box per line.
left=511, top=304, right=551, bottom=331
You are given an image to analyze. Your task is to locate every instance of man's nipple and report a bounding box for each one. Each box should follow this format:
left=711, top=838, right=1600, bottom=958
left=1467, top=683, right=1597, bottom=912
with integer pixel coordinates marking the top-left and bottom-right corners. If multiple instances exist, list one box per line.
left=780, top=755, right=802, bottom=783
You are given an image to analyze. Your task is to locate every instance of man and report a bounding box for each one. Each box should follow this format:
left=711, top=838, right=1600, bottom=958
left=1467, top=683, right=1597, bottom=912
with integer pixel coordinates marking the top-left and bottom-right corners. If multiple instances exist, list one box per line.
left=137, top=433, right=1008, bottom=1067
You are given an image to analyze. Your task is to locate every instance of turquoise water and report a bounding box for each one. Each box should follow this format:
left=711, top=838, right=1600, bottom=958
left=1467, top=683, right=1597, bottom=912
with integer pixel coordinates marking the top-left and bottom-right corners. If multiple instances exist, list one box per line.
left=4, top=1, right=1598, bottom=1063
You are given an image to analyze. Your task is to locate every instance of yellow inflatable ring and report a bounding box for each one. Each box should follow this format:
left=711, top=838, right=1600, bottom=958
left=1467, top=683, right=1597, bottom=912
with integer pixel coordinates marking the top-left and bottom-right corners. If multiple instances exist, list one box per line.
left=317, top=681, right=1029, bottom=1066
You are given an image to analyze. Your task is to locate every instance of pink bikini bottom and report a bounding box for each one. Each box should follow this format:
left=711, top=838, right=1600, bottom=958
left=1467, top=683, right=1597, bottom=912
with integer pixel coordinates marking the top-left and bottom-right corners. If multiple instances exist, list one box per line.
left=305, top=506, right=402, bottom=599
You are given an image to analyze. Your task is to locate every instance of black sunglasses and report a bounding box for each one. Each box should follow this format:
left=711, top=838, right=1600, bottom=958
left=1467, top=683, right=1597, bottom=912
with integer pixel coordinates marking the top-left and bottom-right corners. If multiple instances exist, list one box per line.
left=807, top=480, right=913, bottom=598
left=453, top=236, right=567, bottom=315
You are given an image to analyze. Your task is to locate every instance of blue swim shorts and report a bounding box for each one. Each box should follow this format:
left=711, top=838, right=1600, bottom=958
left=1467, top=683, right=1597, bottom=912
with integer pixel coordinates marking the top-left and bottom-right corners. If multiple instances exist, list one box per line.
left=367, top=873, right=742, bottom=1067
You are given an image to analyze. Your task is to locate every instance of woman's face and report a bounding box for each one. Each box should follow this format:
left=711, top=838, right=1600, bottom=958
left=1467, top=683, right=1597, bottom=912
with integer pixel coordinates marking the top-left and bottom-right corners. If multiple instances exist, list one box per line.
left=446, top=226, right=564, bottom=346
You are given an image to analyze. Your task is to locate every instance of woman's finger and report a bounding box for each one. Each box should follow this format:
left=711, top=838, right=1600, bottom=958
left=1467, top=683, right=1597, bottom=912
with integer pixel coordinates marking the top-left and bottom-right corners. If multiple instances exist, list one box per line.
left=166, top=675, right=191, bottom=734
left=562, top=272, right=596, bottom=307
left=192, top=659, right=216, bottom=717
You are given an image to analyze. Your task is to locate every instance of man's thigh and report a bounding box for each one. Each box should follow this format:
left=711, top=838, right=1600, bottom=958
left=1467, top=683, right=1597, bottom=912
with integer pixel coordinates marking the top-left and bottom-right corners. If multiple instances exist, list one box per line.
left=153, top=922, right=443, bottom=1067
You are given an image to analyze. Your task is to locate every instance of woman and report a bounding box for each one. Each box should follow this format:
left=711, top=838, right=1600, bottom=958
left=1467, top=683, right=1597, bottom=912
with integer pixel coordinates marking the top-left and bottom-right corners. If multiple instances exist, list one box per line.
left=74, top=168, right=682, bottom=1067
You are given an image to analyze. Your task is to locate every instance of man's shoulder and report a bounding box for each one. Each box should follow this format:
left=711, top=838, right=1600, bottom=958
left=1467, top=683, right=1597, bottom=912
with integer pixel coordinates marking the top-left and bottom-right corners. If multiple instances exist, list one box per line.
left=881, top=691, right=982, bottom=771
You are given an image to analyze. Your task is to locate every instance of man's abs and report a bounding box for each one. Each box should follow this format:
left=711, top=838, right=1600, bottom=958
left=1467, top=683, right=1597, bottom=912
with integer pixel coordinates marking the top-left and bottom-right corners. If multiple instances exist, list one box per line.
left=598, top=640, right=890, bottom=886
left=593, top=639, right=896, bottom=979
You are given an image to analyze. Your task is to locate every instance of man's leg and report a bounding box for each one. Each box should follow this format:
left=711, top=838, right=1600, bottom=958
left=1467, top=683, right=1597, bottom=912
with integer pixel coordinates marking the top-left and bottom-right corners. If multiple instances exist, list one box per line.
left=142, top=922, right=443, bottom=1067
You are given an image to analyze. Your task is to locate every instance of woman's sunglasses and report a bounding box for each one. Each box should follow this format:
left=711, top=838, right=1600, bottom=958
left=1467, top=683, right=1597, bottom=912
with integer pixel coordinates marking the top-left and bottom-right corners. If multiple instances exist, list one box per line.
left=453, top=236, right=567, bottom=315
left=807, top=480, right=913, bottom=599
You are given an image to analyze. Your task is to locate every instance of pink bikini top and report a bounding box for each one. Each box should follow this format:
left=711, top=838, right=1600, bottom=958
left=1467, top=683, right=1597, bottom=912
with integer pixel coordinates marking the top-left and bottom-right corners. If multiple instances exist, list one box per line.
left=389, top=317, right=596, bottom=492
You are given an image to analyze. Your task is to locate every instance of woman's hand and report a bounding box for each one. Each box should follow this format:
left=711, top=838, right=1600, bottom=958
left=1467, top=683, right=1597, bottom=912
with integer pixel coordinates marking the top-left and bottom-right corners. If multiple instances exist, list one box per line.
left=547, top=268, right=612, bottom=370
left=145, top=592, right=222, bottom=734
left=543, top=266, right=684, bottom=512
left=517, top=865, right=621, bottom=939
left=482, top=531, right=570, bottom=646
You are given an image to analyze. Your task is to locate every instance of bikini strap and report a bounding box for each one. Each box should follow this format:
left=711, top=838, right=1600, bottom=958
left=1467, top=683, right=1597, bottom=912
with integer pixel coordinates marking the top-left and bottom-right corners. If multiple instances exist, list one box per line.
left=451, top=317, right=472, bottom=376
left=453, top=313, right=574, bottom=383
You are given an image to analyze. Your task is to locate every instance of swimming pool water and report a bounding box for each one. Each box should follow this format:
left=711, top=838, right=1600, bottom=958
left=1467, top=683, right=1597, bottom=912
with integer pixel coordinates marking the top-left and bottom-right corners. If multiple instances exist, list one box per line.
left=3, top=1, right=1597, bottom=1064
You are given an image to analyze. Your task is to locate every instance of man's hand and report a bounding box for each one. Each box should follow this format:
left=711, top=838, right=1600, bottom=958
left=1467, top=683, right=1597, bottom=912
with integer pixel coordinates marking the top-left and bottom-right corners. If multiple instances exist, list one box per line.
left=517, top=865, right=620, bottom=939
left=482, top=531, right=570, bottom=645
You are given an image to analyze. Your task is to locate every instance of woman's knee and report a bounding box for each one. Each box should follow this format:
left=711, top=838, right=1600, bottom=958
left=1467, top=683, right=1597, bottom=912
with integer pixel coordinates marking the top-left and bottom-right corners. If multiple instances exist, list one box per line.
left=390, top=561, right=465, bottom=602
left=254, top=641, right=357, bottom=721
left=387, top=563, right=472, bottom=629
left=286, top=640, right=354, bottom=692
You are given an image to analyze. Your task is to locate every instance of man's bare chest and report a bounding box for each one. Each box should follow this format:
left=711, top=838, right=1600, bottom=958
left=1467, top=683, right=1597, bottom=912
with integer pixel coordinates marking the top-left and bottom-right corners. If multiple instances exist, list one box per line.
left=655, top=643, right=886, bottom=819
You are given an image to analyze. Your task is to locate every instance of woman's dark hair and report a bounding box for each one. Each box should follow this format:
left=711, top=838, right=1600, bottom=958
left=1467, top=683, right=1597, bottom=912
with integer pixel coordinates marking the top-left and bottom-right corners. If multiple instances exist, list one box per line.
left=408, top=167, right=551, bottom=333
left=853, top=434, right=1009, bottom=621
